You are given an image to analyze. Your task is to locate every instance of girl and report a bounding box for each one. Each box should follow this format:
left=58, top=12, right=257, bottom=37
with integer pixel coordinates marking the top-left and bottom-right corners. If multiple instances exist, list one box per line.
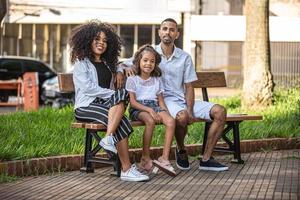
left=69, top=20, right=149, bottom=182
left=125, top=44, right=176, bottom=176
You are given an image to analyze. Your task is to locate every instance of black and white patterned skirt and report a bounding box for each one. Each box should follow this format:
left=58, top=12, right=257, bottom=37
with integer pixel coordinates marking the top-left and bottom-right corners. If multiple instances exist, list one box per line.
left=75, top=88, right=133, bottom=143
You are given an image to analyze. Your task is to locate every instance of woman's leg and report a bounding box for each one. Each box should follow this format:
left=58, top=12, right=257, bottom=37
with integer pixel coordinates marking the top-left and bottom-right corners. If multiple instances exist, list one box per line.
left=115, top=137, right=131, bottom=172
left=137, top=112, right=156, bottom=163
left=106, top=101, right=125, bottom=136
left=158, top=111, right=175, bottom=160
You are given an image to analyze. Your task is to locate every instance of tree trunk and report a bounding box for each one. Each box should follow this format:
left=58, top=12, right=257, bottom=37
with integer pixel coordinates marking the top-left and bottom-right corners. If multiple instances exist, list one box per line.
left=243, top=0, right=274, bottom=108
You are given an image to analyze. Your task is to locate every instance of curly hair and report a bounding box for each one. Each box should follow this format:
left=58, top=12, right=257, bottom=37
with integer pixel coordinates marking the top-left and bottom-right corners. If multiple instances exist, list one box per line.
left=133, top=44, right=162, bottom=77
left=69, top=20, right=121, bottom=71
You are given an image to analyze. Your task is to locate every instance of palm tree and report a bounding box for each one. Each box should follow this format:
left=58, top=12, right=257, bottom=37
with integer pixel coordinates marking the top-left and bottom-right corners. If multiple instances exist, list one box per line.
left=243, top=0, right=274, bottom=108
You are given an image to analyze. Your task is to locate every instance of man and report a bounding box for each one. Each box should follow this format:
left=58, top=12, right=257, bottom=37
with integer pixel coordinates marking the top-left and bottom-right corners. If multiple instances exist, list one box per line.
left=121, top=18, right=228, bottom=172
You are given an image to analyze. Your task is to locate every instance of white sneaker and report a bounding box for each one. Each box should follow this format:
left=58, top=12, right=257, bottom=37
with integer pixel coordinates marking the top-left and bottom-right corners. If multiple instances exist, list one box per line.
left=99, top=135, right=117, bottom=154
left=121, top=164, right=150, bottom=182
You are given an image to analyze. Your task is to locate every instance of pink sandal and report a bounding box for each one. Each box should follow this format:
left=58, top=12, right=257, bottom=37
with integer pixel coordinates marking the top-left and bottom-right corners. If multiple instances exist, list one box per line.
left=153, top=157, right=177, bottom=177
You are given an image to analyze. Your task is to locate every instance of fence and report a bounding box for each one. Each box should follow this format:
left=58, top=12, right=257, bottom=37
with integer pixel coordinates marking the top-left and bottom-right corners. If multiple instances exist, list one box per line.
left=196, top=41, right=300, bottom=88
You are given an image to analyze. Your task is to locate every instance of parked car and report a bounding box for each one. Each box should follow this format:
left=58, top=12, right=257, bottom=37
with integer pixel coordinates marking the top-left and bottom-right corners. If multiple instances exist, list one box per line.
left=41, top=76, right=74, bottom=108
left=0, top=56, right=57, bottom=103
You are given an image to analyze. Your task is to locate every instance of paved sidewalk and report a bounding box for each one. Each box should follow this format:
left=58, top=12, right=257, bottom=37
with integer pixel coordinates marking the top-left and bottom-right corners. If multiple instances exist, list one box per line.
left=0, top=149, right=299, bottom=200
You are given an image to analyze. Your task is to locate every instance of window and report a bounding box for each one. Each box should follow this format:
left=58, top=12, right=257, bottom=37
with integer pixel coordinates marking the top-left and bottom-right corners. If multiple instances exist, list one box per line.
left=24, top=60, right=49, bottom=73
left=138, top=25, right=152, bottom=47
left=0, top=59, right=22, bottom=72
left=0, top=59, right=23, bottom=80
left=120, top=25, right=134, bottom=58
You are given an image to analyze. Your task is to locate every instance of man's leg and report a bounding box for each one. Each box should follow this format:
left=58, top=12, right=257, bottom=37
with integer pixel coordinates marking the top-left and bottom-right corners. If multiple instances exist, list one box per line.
left=174, top=110, right=191, bottom=170
left=199, top=104, right=229, bottom=171
left=202, top=104, right=226, bottom=160
left=193, top=101, right=228, bottom=171
left=164, top=98, right=190, bottom=170
left=174, top=110, right=189, bottom=150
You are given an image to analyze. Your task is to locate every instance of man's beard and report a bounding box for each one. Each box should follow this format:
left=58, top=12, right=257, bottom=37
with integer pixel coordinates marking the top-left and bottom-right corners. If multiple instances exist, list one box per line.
left=162, top=36, right=172, bottom=45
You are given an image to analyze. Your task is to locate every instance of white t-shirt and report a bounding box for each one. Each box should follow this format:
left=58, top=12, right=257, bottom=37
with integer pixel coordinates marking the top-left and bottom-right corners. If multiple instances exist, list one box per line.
left=125, top=76, right=164, bottom=101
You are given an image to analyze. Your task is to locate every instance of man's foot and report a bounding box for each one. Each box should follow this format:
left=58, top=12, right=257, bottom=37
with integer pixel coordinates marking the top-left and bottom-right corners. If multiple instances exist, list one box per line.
left=121, top=164, right=150, bottom=182
left=199, top=158, right=229, bottom=172
left=99, top=135, right=117, bottom=154
left=153, top=157, right=177, bottom=177
left=175, top=148, right=190, bottom=170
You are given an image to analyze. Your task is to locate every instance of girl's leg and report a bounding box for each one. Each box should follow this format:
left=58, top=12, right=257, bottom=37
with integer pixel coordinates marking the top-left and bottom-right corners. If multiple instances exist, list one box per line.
left=106, top=101, right=125, bottom=136
left=158, top=111, right=175, bottom=160
left=137, top=112, right=156, bottom=169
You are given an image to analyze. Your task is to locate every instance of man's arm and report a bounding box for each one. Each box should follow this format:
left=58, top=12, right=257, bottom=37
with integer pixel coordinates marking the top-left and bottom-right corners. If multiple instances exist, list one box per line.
left=115, top=59, right=137, bottom=88
left=185, top=82, right=195, bottom=123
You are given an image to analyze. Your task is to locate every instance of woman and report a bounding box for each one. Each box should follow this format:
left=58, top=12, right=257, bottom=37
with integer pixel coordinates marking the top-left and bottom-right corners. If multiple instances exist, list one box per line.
left=69, top=20, right=149, bottom=182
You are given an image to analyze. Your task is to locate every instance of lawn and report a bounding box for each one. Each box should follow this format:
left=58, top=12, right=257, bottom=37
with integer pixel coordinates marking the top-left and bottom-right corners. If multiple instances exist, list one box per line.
left=0, top=88, right=299, bottom=161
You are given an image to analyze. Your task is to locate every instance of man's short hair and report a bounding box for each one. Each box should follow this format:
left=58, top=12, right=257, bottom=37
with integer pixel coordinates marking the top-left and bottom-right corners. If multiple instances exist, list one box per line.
left=160, top=18, right=178, bottom=28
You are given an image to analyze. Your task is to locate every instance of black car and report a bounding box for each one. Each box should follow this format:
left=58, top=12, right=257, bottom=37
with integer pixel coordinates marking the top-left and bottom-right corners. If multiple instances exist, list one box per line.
left=0, top=56, right=57, bottom=103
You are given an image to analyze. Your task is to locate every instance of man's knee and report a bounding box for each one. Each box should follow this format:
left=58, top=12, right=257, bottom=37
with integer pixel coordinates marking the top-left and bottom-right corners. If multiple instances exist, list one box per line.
left=175, top=110, right=189, bottom=127
left=210, top=104, right=227, bottom=123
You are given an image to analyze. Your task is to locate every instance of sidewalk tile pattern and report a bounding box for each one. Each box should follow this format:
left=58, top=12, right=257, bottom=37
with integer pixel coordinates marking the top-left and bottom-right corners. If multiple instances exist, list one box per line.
left=0, top=149, right=299, bottom=200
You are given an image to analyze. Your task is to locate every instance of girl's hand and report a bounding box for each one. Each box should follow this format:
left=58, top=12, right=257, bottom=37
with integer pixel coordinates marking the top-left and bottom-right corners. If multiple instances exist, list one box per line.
left=149, top=109, right=162, bottom=123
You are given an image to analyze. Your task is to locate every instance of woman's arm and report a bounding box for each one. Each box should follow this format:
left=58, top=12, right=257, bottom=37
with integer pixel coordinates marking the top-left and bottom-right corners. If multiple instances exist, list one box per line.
left=73, top=61, right=114, bottom=98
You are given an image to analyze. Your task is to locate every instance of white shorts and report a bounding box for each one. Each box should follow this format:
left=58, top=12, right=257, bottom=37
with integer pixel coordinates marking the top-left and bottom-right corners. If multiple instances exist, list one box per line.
left=164, top=96, right=215, bottom=121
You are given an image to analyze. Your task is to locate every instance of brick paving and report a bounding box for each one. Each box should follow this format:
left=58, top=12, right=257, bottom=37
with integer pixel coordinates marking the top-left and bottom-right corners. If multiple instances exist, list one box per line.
left=0, top=149, right=299, bottom=200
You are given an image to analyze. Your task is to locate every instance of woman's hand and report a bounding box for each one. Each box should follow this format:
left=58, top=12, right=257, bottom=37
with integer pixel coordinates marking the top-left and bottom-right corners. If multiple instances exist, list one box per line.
left=115, top=72, right=125, bottom=89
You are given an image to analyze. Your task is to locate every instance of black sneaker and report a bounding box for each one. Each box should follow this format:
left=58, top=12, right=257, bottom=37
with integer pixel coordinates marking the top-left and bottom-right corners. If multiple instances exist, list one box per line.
left=199, top=158, right=229, bottom=172
left=175, top=148, right=190, bottom=170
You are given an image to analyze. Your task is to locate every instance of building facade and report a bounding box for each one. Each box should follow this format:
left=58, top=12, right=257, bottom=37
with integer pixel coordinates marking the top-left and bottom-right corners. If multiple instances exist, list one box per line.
left=1, top=0, right=198, bottom=72
left=1, top=0, right=299, bottom=87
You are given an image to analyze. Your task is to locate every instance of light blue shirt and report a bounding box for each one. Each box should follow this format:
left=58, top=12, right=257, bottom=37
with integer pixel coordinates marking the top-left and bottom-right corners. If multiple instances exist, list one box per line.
left=122, top=44, right=197, bottom=101
left=155, top=44, right=197, bottom=101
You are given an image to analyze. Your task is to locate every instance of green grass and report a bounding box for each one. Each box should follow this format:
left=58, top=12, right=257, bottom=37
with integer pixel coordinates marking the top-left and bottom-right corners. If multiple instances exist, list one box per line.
left=0, top=174, right=19, bottom=183
left=0, top=88, right=299, bottom=162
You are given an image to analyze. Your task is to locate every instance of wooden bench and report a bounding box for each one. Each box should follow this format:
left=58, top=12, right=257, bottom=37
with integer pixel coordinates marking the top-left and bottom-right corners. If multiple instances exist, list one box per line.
left=58, top=72, right=262, bottom=176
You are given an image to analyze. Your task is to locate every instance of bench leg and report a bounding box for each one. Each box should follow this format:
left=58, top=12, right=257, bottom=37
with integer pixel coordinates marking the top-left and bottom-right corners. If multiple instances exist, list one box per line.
left=231, top=122, right=244, bottom=164
left=111, top=154, right=121, bottom=177
left=80, top=129, right=94, bottom=173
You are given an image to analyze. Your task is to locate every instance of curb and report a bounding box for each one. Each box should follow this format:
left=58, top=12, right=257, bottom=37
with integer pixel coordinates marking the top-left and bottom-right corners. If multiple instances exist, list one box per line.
left=0, top=137, right=299, bottom=177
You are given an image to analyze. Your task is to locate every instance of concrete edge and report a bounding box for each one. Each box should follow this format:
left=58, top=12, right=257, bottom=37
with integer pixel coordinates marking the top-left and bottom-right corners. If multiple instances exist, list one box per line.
left=0, top=137, right=299, bottom=177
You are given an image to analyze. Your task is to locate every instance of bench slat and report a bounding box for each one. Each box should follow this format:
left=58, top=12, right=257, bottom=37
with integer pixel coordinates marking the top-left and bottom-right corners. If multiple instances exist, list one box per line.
left=58, top=72, right=228, bottom=92
left=193, top=72, right=227, bottom=88
left=71, top=114, right=262, bottom=130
